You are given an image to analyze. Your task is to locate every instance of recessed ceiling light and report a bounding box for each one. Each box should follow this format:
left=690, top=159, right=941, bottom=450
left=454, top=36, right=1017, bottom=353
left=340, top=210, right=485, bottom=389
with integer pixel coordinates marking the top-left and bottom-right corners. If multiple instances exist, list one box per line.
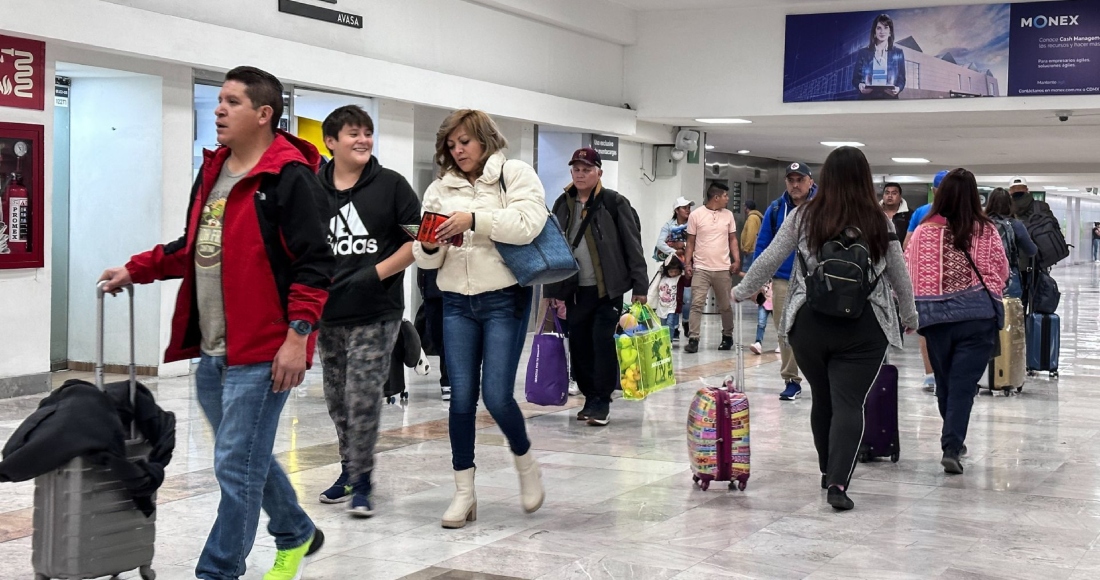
left=821, top=141, right=865, bottom=147
left=705, top=144, right=715, bottom=150
left=892, top=157, right=930, bottom=164
left=695, top=118, right=752, bottom=124
left=737, top=150, right=750, bottom=154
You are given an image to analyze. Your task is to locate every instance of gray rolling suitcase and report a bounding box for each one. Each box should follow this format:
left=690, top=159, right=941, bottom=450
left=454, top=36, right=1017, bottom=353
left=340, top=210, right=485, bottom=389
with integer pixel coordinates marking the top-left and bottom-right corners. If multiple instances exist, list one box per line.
left=32, top=283, right=156, bottom=580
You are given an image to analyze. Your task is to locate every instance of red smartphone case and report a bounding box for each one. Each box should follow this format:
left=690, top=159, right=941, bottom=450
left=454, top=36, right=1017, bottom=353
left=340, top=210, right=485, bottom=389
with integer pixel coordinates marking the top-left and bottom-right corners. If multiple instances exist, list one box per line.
left=419, top=212, right=463, bottom=247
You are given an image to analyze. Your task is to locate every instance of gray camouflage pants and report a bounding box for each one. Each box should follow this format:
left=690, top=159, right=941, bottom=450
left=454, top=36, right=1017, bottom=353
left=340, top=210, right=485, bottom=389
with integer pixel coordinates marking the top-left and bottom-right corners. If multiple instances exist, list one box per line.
left=318, top=320, right=401, bottom=478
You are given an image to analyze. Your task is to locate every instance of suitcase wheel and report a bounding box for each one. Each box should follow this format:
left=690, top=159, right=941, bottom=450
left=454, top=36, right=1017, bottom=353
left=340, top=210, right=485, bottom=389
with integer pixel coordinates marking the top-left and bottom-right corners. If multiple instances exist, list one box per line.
left=1027, top=369, right=1036, bottom=377
left=699, top=480, right=710, bottom=491
left=401, top=391, right=409, bottom=401
left=857, top=450, right=871, bottom=463
left=1017, top=386, right=1024, bottom=393
left=890, top=452, right=899, bottom=463
left=386, top=396, right=397, bottom=404
left=692, top=474, right=700, bottom=484
left=35, top=575, right=49, bottom=580
left=141, top=565, right=156, bottom=580
left=729, top=479, right=747, bottom=491
left=1051, top=371, right=1059, bottom=379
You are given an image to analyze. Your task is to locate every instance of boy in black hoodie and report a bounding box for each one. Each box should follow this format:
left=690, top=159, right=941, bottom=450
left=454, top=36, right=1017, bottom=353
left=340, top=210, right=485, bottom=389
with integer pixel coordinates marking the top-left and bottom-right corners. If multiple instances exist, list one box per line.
left=315, top=105, right=421, bottom=516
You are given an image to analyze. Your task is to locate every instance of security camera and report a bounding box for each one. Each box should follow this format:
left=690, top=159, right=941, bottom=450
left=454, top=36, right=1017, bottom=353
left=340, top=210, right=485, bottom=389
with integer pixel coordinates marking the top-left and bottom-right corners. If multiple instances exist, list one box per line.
left=1056, top=110, right=1072, bottom=122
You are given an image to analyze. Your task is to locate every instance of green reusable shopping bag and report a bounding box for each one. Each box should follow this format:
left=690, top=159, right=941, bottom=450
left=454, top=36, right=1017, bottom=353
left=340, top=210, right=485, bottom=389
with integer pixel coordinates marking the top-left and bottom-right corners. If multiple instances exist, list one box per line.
left=615, top=304, right=676, bottom=400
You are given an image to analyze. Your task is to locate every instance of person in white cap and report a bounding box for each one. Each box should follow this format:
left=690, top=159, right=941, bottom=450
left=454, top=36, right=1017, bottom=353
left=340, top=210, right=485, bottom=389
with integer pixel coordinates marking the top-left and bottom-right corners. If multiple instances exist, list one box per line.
left=1008, top=176, right=1053, bottom=221
left=655, top=197, right=694, bottom=339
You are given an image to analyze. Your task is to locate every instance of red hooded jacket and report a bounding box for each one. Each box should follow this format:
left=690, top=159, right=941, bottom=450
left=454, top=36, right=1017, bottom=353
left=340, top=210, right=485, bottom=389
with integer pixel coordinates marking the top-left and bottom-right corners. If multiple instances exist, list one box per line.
left=127, top=131, right=334, bottom=366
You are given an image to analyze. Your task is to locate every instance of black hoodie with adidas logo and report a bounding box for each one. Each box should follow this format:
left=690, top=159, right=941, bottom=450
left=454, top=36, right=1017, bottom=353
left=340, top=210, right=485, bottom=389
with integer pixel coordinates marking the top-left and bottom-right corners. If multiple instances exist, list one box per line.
left=318, top=156, right=421, bottom=328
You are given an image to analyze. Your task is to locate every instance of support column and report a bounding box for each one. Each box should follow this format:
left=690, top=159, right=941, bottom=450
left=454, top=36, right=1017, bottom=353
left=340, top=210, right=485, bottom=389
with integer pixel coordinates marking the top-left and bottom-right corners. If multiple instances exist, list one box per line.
left=377, top=99, right=417, bottom=322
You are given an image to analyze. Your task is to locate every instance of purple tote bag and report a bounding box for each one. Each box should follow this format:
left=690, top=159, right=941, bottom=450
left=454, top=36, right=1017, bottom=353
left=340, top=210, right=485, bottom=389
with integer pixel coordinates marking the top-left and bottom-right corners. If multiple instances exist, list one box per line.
left=525, top=310, right=569, bottom=406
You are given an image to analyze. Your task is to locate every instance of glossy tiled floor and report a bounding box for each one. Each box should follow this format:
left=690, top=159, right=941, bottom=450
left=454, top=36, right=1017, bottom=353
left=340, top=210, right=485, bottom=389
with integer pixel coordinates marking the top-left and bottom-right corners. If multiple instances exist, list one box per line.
left=3, top=264, right=1100, bottom=579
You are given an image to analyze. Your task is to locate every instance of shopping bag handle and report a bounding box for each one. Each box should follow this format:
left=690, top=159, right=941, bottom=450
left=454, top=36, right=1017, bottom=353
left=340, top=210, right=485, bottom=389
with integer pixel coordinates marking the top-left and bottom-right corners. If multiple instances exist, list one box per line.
left=538, top=303, right=563, bottom=335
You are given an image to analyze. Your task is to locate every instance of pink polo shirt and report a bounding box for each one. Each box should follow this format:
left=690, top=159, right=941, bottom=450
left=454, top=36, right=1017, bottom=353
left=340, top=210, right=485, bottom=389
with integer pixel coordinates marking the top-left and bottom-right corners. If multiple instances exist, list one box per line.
left=687, top=206, right=737, bottom=271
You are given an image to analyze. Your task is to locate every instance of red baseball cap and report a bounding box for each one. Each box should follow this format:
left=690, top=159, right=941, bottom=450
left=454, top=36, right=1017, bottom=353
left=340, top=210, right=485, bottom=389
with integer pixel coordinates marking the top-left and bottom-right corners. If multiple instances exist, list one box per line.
left=569, top=147, right=602, bottom=168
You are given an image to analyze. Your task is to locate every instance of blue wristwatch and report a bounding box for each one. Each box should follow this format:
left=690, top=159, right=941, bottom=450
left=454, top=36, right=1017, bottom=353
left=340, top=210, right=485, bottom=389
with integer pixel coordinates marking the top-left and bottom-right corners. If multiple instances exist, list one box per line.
left=289, top=320, right=313, bottom=336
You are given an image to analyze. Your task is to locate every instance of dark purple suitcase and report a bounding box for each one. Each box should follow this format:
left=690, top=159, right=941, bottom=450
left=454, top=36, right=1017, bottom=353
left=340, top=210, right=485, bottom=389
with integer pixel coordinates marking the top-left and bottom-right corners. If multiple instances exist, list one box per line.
left=857, top=364, right=900, bottom=463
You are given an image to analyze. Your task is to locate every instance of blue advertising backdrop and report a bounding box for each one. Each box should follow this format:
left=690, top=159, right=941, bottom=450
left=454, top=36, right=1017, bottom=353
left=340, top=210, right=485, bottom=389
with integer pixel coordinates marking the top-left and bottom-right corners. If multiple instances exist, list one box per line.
left=1009, top=1, right=1100, bottom=96
left=784, top=1, right=1100, bottom=102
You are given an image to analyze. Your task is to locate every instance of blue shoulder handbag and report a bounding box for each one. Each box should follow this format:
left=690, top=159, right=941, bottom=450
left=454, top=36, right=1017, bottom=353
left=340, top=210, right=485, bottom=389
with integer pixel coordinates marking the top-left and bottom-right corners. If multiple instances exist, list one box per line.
left=495, top=162, right=580, bottom=287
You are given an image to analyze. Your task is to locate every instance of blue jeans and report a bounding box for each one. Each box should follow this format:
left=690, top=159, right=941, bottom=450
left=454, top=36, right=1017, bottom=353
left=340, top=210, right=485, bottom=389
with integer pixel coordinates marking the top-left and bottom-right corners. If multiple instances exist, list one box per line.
left=443, top=286, right=533, bottom=471
left=663, top=313, right=681, bottom=330
left=1093, top=238, right=1100, bottom=261
left=195, top=355, right=315, bottom=580
left=682, top=287, right=692, bottom=319
left=756, top=306, right=771, bottom=343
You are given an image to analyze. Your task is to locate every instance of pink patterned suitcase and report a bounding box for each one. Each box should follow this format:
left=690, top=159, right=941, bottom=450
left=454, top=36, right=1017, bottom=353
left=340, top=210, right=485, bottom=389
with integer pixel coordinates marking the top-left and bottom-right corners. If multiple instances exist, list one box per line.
left=686, top=305, right=749, bottom=491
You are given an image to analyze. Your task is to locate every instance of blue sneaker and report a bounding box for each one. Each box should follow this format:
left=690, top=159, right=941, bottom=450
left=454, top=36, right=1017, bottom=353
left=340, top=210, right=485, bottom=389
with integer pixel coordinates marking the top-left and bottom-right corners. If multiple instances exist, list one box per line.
left=779, top=382, right=802, bottom=401
left=318, top=465, right=351, bottom=504
left=347, top=473, right=375, bottom=518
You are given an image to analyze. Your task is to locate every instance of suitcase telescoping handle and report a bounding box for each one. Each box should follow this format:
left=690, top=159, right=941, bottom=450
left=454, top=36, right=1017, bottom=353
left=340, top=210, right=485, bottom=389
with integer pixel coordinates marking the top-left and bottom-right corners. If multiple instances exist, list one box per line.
left=95, top=281, right=138, bottom=416
left=735, top=298, right=744, bottom=392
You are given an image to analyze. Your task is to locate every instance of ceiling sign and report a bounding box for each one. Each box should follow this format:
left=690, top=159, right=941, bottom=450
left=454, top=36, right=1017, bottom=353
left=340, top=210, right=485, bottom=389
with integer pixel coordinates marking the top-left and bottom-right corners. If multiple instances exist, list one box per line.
left=278, top=0, right=362, bottom=29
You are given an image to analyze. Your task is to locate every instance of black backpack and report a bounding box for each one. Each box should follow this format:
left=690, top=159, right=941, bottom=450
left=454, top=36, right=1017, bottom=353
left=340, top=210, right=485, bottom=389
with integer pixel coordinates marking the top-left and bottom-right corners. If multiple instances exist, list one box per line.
left=1026, top=212, right=1070, bottom=270
left=797, top=227, right=881, bottom=319
left=1031, top=269, right=1061, bottom=314
left=990, top=216, right=1018, bottom=265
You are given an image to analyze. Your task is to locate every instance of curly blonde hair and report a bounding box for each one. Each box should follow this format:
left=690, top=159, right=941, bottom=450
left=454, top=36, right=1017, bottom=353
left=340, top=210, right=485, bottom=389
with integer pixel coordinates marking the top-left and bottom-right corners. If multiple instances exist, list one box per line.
left=434, top=109, right=508, bottom=178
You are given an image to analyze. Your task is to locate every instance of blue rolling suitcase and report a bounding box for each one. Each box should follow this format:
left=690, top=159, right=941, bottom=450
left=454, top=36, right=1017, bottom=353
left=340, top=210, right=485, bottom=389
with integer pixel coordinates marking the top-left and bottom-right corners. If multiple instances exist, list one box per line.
left=1025, top=312, right=1060, bottom=379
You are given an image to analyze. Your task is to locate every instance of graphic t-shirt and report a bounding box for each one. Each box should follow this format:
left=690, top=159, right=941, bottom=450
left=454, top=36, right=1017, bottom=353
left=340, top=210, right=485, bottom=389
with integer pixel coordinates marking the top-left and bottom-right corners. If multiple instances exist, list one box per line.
left=194, top=165, right=246, bottom=356
left=686, top=206, right=737, bottom=272
left=656, top=275, right=681, bottom=318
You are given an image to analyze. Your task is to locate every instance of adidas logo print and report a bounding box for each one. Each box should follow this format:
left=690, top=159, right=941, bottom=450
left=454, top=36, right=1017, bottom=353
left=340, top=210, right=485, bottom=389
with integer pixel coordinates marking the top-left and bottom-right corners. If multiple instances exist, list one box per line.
left=330, top=202, right=378, bottom=255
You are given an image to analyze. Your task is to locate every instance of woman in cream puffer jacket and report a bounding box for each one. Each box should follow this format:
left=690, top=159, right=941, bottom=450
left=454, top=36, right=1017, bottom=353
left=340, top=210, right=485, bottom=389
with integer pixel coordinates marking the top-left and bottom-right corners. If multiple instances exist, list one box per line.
left=412, top=109, right=547, bottom=530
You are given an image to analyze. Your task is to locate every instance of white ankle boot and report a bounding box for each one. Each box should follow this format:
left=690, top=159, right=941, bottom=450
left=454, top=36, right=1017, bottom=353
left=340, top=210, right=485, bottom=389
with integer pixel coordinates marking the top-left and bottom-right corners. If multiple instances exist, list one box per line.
left=441, top=468, right=477, bottom=529
left=514, top=451, right=544, bottom=513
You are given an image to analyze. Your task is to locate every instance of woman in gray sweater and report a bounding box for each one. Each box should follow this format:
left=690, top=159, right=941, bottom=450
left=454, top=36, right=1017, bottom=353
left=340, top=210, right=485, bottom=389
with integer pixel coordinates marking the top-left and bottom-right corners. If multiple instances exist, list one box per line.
left=733, top=147, right=918, bottom=511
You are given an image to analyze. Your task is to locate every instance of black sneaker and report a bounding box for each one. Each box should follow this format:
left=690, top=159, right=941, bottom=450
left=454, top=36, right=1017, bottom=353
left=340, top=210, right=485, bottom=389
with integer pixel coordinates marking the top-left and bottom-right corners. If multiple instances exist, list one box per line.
left=820, top=474, right=827, bottom=490
left=318, top=466, right=351, bottom=504
left=576, top=399, right=595, bottom=421
left=941, top=452, right=964, bottom=475
left=306, top=528, right=325, bottom=556
left=718, top=335, right=733, bottom=351
left=684, top=338, right=700, bottom=354
left=586, top=400, right=610, bottom=426
left=827, top=487, right=854, bottom=510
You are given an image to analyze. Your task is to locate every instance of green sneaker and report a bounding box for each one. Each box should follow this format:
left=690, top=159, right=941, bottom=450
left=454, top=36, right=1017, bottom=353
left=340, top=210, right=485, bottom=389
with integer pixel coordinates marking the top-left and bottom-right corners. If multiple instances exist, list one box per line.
left=264, top=529, right=323, bottom=580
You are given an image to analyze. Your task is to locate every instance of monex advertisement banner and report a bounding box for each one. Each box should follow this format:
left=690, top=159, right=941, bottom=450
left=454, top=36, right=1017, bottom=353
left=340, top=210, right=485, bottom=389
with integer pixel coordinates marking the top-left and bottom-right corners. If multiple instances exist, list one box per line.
left=783, top=0, right=1100, bottom=102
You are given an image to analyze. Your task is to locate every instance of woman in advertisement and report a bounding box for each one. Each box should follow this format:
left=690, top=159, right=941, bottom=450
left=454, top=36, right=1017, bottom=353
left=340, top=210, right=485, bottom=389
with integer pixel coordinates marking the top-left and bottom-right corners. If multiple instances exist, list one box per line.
left=853, top=14, right=907, bottom=99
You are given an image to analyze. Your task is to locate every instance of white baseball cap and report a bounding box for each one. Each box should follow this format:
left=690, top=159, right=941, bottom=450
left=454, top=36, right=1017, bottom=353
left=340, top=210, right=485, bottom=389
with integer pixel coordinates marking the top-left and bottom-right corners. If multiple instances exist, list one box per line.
left=1009, top=176, right=1028, bottom=188
left=674, top=196, right=695, bottom=209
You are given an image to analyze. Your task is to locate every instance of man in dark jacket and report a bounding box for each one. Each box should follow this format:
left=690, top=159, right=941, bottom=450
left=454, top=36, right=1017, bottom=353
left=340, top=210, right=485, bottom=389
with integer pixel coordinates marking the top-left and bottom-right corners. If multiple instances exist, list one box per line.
left=314, top=105, right=421, bottom=516
left=881, top=182, right=911, bottom=234
left=100, top=66, right=333, bottom=580
left=545, top=147, right=648, bottom=427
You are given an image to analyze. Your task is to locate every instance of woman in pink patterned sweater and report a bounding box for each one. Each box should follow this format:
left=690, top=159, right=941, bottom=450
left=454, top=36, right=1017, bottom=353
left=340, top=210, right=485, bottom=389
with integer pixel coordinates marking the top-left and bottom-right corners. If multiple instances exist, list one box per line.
left=905, top=168, right=1008, bottom=476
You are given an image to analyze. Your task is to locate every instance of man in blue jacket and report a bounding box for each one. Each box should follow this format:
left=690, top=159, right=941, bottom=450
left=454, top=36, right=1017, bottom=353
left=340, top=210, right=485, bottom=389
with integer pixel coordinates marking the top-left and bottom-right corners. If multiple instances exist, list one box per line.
left=755, top=162, right=815, bottom=401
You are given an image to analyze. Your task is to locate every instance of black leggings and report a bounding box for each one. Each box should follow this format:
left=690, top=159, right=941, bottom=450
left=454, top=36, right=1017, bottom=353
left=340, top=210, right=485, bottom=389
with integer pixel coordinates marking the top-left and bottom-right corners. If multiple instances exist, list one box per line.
left=788, top=305, right=889, bottom=489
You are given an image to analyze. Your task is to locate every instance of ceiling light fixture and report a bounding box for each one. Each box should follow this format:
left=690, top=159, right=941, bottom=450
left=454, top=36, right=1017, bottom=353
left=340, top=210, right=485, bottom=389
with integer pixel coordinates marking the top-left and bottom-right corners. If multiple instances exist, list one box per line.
left=737, top=150, right=750, bottom=154
left=705, top=144, right=715, bottom=150
left=892, top=157, right=930, bottom=164
left=821, top=141, right=865, bottom=147
left=695, top=118, right=752, bottom=124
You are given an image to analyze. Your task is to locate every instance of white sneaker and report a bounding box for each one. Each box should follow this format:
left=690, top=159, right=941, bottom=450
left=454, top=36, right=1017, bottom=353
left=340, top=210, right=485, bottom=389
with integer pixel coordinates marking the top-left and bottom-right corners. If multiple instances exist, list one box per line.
left=922, top=374, right=936, bottom=393
left=774, top=345, right=782, bottom=354
left=441, top=386, right=452, bottom=401
left=568, top=381, right=580, bottom=396
left=750, top=342, right=763, bottom=355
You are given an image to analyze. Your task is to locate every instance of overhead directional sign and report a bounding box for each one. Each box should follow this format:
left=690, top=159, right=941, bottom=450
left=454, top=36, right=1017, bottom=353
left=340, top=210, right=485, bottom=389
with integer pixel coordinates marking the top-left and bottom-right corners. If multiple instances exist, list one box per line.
left=279, top=0, right=362, bottom=29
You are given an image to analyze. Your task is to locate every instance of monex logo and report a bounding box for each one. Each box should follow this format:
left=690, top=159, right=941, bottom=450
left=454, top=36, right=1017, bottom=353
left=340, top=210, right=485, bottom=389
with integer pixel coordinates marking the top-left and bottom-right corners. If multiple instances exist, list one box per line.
left=1021, top=14, right=1080, bottom=28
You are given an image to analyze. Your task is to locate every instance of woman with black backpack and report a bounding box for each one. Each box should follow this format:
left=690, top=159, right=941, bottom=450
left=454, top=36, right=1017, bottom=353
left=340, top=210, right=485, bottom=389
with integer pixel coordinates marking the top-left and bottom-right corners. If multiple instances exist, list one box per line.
left=907, top=169, right=1009, bottom=475
left=985, top=188, right=1036, bottom=299
left=733, top=147, right=917, bottom=510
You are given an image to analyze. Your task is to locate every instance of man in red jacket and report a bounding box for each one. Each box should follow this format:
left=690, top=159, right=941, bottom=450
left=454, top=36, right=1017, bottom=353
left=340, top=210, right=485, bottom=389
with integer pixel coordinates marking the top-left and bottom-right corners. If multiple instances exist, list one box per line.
left=100, top=66, right=334, bottom=580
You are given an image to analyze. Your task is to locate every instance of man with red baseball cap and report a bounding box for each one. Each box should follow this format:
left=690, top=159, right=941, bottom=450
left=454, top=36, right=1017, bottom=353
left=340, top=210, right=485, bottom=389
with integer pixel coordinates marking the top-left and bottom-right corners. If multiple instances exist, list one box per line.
left=544, top=147, right=648, bottom=426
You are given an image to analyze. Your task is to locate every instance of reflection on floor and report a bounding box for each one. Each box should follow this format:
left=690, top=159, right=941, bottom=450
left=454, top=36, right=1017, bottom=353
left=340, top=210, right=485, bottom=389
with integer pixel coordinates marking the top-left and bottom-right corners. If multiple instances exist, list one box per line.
left=2, top=264, right=1100, bottom=579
